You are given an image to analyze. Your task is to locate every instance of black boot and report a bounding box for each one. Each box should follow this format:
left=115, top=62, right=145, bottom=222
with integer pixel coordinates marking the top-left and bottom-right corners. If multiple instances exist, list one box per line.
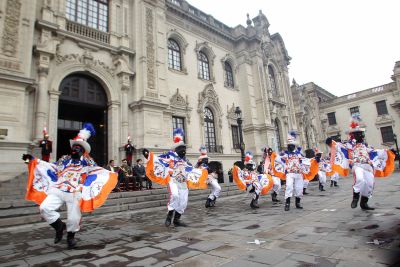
left=210, top=198, right=216, bottom=207
left=334, top=181, right=338, bottom=187
left=360, top=196, right=375, bottom=210
left=318, top=182, right=322, bottom=191
left=50, top=218, right=66, bottom=244
left=165, top=210, right=174, bottom=227
left=271, top=191, right=280, bottom=203
left=67, top=232, right=77, bottom=249
left=295, top=197, right=303, bottom=209
left=303, top=188, right=309, bottom=195
left=205, top=198, right=212, bottom=208
left=250, top=194, right=260, bottom=209
left=173, top=212, right=187, bottom=227
left=284, top=197, right=290, bottom=211
left=320, top=185, right=325, bottom=191
left=351, top=192, right=360, bottom=209
left=330, top=180, right=333, bottom=187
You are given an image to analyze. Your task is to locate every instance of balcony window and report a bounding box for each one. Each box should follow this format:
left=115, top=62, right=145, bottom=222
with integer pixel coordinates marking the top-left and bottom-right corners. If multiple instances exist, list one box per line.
left=66, top=0, right=109, bottom=32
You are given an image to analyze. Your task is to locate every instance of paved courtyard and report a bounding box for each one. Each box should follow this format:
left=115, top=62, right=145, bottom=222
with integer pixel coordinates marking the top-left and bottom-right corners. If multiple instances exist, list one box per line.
left=0, top=173, right=400, bottom=267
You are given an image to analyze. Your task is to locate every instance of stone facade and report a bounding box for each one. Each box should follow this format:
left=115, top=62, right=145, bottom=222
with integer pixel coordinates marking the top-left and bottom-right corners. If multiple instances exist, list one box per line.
left=0, top=0, right=399, bottom=181
left=292, top=61, right=400, bottom=152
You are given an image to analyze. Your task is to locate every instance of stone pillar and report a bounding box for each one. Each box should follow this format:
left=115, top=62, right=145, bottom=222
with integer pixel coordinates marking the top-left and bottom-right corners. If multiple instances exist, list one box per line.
left=35, top=67, right=50, bottom=140
left=108, top=101, right=121, bottom=162
left=121, top=85, right=129, bottom=144
left=48, top=90, right=61, bottom=161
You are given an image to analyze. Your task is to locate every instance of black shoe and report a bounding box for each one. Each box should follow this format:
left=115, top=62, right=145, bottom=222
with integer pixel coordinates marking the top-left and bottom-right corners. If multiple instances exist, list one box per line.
left=249, top=186, right=255, bottom=193
left=295, top=197, right=303, bottom=209
left=210, top=198, right=216, bottom=207
left=67, top=232, right=77, bottom=249
left=351, top=192, right=360, bottom=209
left=205, top=198, right=212, bottom=208
left=271, top=192, right=280, bottom=203
left=165, top=210, right=174, bottom=227
left=284, top=197, right=290, bottom=211
left=334, top=181, right=339, bottom=187
left=330, top=181, right=334, bottom=187
left=320, top=185, right=325, bottom=191
left=360, top=196, right=375, bottom=210
left=173, top=212, right=187, bottom=227
left=50, top=219, right=66, bottom=244
left=303, top=188, right=309, bottom=195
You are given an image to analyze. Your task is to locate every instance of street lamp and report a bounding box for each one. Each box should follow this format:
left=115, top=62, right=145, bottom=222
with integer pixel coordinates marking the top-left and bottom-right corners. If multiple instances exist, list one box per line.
left=235, top=106, right=245, bottom=162
left=393, top=133, right=399, bottom=168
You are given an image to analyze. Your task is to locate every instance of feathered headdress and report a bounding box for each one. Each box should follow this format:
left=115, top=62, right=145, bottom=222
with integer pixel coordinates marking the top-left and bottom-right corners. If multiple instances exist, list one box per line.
left=171, top=128, right=185, bottom=150
left=43, top=127, right=49, bottom=137
left=244, top=151, right=254, bottom=164
left=69, top=123, right=96, bottom=153
left=287, top=130, right=298, bottom=145
left=198, top=145, right=208, bottom=160
left=349, top=114, right=365, bottom=133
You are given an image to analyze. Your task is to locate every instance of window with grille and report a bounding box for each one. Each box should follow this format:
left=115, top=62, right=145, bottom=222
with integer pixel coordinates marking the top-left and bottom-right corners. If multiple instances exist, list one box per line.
left=66, top=0, right=109, bottom=32
left=375, top=100, right=388, bottom=115
left=225, top=62, right=234, bottom=88
left=268, top=65, right=278, bottom=96
left=327, top=112, right=337, bottom=125
left=231, top=125, right=240, bottom=149
left=172, top=116, right=185, bottom=142
left=204, top=107, right=217, bottom=152
left=349, top=106, right=360, bottom=117
left=168, top=39, right=181, bottom=71
left=198, top=52, right=210, bottom=80
left=380, top=126, right=394, bottom=143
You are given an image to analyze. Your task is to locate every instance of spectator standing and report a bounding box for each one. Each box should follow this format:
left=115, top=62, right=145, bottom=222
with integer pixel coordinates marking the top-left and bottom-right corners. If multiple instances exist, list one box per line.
left=124, top=136, right=135, bottom=166
left=133, top=159, right=145, bottom=190
left=39, top=128, right=52, bottom=162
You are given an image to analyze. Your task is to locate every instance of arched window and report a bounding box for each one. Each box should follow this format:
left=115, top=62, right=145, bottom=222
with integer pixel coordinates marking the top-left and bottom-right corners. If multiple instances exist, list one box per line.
left=274, top=119, right=282, bottom=151
left=168, top=39, right=181, bottom=71
left=225, top=62, right=234, bottom=88
left=198, top=51, right=210, bottom=80
left=204, top=107, right=217, bottom=152
left=268, top=65, right=278, bottom=96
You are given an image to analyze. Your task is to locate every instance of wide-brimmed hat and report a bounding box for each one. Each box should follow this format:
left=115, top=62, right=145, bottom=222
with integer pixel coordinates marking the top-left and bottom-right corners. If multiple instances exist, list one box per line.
left=69, top=123, right=96, bottom=153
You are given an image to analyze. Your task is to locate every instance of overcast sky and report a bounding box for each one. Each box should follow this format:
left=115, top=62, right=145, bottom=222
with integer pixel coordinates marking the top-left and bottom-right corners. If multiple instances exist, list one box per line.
left=187, top=0, right=400, bottom=96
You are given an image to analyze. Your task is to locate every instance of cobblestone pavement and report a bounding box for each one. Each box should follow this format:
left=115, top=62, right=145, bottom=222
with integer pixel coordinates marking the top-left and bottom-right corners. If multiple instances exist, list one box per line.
left=0, top=174, right=400, bottom=267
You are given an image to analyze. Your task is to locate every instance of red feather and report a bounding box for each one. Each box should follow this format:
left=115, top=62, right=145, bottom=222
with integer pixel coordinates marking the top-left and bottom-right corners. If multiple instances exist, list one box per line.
left=174, top=136, right=182, bottom=143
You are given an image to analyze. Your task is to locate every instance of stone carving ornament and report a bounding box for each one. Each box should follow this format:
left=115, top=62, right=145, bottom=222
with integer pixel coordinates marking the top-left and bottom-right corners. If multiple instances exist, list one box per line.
left=2, top=0, right=21, bottom=57
left=146, top=7, right=155, bottom=90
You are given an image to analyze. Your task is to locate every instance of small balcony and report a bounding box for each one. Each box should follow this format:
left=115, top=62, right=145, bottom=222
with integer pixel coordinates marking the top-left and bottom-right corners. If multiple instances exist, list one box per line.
left=207, top=145, right=224, bottom=154
left=66, top=20, right=110, bottom=44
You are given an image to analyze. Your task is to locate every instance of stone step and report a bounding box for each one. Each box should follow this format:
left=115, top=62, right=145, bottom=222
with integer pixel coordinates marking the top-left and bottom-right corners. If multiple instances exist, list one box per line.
left=0, top=186, right=242, bottom=228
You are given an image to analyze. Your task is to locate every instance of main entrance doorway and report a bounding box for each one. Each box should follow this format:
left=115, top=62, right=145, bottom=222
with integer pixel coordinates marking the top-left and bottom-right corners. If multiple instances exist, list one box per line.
left=57, top=74, right=108, bottom=166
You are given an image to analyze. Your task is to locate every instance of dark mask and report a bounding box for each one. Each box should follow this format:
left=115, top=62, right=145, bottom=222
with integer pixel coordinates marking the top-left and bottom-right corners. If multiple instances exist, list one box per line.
left=267, top=148, right=273, bottom=156
left=245, top=163, right=254, bottom=171
left=353, top=131, right=364, bottom=143
left=175, top=146, right=186, bottom=158
left=71, top=145, right=84, bottom=159
left=288, top=144, right=295, bottom=152
left=201, top=158, right=209, bottom=165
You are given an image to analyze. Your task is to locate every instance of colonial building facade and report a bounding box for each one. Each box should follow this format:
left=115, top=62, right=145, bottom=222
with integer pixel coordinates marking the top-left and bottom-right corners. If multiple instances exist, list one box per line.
left=0, top=0, right=399, bottom=180
left=0, top=0, right=296, bottom=179
left=291, top=61, right=400, bottom=152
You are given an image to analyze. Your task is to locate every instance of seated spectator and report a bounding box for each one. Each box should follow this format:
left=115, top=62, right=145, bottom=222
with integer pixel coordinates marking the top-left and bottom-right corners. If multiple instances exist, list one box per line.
left=120, top=159, right=134, bottom=191
left=133, top=159, right=145, bottom=190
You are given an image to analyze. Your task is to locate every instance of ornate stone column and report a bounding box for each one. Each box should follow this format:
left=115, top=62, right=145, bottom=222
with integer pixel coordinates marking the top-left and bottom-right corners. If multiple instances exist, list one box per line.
left=121, top=85, right=129, bottom=143
left=48, top=90, right=61, bottom=161
left=108, top=101, right=121, bottom=162
left=35, top=66, right=50, bottom=140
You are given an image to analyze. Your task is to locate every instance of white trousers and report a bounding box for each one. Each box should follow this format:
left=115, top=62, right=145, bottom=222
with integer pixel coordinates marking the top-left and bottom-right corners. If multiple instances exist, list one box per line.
left=272, top=176, right=281, bottom=193
left=167, top=181, right=189, bottom=214
left=39, top=188, right=82, bottom=232
left=353, top=166, right=375, bottom=198
left=318, top=171, right=326, bottom=186
left=208, top=179, right=221, bottom=200
left=303, top=179, right=309, bottom=189
left=285, top=173, right=303, bottom=199
left=330, top=172, right=339, bottom=182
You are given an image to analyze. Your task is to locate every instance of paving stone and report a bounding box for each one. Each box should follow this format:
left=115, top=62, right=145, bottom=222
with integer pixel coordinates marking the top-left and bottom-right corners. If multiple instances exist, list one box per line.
left=173, top=253, right=230, bottom=267
left=188, top=240, right=224, bottom=252
left=90, top=255, right=129, bottom=266
left=240, top=248, right=291, bottom=265
left=219, top=259, right=268, bottom=267
left=126, top=257, right=173, bottom=267
left=152, top=239, right=188, bottom=250
left=125, top=240, right=155, bottom=249
left=124, top=247, right=162, bottom=258
left=0, top=260, right=29, bottom=267
left=25, top=252, right=67, bottom=265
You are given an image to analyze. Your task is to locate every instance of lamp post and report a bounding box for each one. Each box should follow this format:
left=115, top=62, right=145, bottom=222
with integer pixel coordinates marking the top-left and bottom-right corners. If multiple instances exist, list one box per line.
left=235, top=106, right=245, bottom=162
left=393, top=133, right=399, bottom=168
